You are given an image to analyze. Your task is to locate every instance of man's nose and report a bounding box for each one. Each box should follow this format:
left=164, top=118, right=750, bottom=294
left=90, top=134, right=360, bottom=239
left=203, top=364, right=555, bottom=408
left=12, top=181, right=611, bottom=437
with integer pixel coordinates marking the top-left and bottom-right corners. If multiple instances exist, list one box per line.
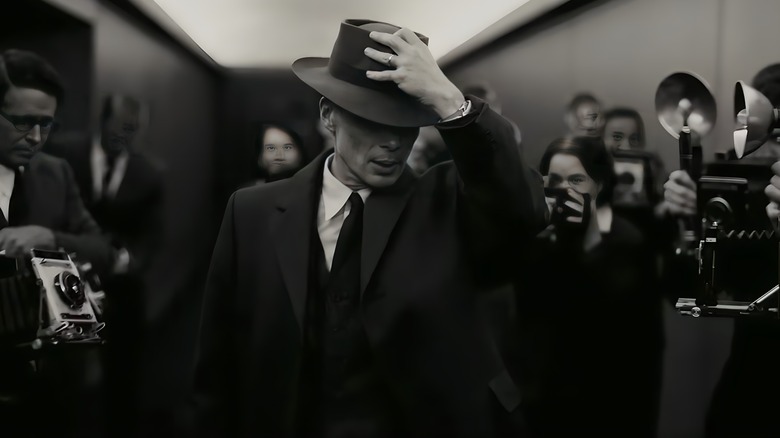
left=379, top=139, right=401, bottom=151
left=25, top=125, right=42, bottom=145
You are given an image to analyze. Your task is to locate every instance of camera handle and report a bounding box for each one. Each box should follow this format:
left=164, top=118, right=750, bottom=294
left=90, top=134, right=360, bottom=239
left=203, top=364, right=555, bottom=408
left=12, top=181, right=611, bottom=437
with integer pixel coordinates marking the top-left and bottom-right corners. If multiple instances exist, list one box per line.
left=674, top=125, right=704, bottom=257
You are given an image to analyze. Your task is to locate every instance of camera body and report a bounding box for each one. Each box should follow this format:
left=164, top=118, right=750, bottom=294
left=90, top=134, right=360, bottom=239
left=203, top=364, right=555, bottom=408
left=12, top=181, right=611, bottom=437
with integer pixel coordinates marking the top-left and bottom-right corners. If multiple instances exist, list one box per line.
left=31, top=249, right=97, bottom=325
left=611, top=149, right=659, bottom=208
left=0, top=249, right=105, bottom=348
left=676, top=159, right=778, bottom=318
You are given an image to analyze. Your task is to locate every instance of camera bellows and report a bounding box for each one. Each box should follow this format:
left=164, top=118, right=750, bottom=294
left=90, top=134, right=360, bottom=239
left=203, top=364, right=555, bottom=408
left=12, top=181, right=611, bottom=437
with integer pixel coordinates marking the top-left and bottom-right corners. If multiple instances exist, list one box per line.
left=0, top=274, right=39, bottom=347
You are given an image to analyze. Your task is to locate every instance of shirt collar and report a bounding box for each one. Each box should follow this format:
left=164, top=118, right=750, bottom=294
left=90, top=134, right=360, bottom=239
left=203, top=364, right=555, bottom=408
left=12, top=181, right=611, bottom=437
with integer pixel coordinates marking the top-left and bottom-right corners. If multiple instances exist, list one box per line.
left=321, top=154, right=370, bottom=221
left=0, top=163, right=16, bottom=196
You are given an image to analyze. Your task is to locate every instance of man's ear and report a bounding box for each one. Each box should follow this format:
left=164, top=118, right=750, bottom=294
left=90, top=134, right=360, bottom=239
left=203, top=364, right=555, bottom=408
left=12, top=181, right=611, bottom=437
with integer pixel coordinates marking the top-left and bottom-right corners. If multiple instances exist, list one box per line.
left=319, top=97, right=336, bottom=134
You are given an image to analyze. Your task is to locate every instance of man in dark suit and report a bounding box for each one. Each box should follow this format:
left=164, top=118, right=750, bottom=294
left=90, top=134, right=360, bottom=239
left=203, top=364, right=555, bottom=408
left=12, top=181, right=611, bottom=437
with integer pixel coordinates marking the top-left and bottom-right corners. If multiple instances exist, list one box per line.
left=47, top=94, right=164, bottom=437
left=0, top=50, right=114, bottom=269
left=0, top=49, right=115, bottom=436
left=193, top=19, right=547, bottom=438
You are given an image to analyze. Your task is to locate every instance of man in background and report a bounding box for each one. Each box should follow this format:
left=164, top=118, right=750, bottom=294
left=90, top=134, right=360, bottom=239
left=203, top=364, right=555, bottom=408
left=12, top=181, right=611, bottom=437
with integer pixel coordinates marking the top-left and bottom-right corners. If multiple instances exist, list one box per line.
left=565, top=92, right=603, bottom=138
left=48, top=94, right=164, bottom=437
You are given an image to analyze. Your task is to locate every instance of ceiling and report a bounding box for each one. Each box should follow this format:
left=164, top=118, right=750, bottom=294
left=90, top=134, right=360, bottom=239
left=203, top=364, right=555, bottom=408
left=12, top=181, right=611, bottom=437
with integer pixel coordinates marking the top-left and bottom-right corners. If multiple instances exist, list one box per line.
left=135, top=0, right=568, bottom=69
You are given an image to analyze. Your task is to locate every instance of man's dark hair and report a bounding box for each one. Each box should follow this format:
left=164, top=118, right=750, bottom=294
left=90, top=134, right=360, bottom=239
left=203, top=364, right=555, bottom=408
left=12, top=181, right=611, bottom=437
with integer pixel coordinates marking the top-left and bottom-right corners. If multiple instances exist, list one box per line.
left=0, top=49, right=64, bottom=106
left=539, top=136, right=616, bottom=206
left=603, top=107, right=646, bottom=148
left=752, top=63, right=780, bottom=108
left=100, top=95, right=141, bottom=125
left=567, top=93, right=600, bottom=113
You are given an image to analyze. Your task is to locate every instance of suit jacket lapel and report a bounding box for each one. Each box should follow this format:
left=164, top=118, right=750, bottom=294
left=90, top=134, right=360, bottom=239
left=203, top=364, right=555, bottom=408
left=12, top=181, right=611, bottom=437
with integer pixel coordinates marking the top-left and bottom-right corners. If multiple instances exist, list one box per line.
left=361, top=169, right=416, bottom=294
left=270, top=152, right=326, bottom=337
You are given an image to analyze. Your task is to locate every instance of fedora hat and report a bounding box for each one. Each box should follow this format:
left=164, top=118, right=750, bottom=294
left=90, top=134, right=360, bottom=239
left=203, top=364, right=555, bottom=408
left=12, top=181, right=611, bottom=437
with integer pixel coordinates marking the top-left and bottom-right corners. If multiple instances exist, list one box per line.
left=292, top=19, right=440, bottom=128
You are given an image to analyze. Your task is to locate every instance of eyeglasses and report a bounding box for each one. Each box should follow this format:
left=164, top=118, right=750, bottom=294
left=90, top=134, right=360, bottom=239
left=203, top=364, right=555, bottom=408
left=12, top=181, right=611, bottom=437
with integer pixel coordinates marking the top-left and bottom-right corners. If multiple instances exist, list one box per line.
left=0, top=108, right=55, bottom=133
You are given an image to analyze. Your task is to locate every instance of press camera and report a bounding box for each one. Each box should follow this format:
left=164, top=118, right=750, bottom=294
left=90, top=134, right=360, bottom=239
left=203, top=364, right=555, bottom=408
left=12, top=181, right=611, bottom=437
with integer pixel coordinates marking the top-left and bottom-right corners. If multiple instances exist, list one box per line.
left=0, top=249, right=105, bottom=351
left=656, top=72, right=780, bottom=318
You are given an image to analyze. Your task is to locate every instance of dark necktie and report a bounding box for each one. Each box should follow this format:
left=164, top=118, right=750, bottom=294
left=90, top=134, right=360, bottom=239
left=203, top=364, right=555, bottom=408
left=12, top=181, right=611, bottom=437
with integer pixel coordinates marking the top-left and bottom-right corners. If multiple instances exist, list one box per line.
left=330, top=192, right=364, bottom=276
left=103, top=159, right=115, bottom=193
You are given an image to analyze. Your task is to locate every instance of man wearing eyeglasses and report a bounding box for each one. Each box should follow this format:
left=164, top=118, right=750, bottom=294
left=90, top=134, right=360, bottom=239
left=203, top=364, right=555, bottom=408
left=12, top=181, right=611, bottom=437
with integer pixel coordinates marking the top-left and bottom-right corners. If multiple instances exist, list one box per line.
left=0, top=49, right=115, bottom=434
left=0, top=49, right=113, bottom=267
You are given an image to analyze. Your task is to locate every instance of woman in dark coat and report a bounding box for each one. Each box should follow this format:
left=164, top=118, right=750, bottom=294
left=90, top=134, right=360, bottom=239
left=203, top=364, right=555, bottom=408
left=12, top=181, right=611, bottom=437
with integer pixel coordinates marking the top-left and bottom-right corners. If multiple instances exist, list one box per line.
left=515, top=136, right=665, bottom=438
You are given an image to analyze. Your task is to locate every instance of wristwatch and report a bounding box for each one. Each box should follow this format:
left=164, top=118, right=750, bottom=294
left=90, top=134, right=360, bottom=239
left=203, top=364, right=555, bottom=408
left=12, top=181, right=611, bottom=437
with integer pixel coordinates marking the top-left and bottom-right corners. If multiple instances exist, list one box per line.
left=439, top=100, right=472, bottom=123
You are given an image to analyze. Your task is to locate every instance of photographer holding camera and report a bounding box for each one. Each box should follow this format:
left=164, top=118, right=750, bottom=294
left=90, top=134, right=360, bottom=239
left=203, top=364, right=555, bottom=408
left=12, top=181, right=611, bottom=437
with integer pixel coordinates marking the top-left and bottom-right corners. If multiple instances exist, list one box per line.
left=515, top=136, right=663, bottom=437
left=662, top=62, right=780, bottom=438
left=0, top=49, right=115, bottom=436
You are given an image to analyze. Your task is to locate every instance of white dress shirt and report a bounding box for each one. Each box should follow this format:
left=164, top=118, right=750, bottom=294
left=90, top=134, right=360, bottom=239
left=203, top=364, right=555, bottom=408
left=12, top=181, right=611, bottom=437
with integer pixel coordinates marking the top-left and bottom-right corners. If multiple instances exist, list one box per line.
left=91, top=138, right=129, bottom=201
left=91, top=139, right=132, bottom=273
left=0, top=163, right=16, bottom=222
left=317, top=154, right=371, bottom=271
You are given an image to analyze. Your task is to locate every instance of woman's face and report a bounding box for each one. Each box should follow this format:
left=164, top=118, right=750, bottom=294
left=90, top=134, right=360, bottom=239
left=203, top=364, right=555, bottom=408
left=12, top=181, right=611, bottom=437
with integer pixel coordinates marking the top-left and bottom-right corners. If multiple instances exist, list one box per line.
left=259, top=127, right=303, bottom=176
left=603, top=116, right=640, bottom=150
left=546, top=153, right=601, bottom=204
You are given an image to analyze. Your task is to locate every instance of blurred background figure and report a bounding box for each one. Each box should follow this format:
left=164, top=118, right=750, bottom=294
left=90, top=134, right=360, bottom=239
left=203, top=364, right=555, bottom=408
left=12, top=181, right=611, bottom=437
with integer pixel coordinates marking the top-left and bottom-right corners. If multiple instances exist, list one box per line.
left=48, top=94, right=164, bottom=438
left=407, top=81, right=523, bottom=175
left=406, top=125, right=447, bottom=175
left=602, top=107, right=667, bottom=224
left=602, top=107, right=644, bottom=151
left=253, top=123, right=306, bottom=184
left=564, top=93, right=603, bottom=138
left=516, top=136, right=663, bottom=438
left=461, top=81, right=523, bottom=147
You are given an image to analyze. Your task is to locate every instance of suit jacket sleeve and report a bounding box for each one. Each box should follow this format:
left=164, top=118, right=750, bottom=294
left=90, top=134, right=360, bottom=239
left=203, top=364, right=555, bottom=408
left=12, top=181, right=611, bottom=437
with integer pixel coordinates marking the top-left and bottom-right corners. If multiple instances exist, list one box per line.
left=51, top=159, right=115, bottom=275
left=436, top=97, right=548, bottom=284
left=192, top=192, right=238, bottom=436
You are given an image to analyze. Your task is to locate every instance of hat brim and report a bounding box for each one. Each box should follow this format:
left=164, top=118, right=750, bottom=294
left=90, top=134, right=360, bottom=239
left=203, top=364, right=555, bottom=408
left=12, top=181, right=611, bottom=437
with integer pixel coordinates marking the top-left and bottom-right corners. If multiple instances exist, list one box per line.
left=292, top=57, right=440, bottom=128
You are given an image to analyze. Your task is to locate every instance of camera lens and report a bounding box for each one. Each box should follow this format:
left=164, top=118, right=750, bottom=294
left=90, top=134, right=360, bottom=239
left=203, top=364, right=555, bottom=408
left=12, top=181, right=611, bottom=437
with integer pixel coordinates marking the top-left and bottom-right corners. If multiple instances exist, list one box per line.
left=54, top=272, right=86, bottom=309
left=617, top=171, right=636, bottom=185
left=705, top=196, right=733, bottom=226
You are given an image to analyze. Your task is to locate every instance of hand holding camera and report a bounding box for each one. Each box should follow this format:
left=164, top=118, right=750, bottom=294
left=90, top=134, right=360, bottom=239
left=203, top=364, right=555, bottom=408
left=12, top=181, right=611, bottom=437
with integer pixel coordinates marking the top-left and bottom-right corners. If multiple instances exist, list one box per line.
left=544, top=187, right=594, bottom=250
left=546, top=187, right=590, bottom=226
left=662, top=170, right=697, bottom=217
left=764, top=161, right=780, bottom=233
left=0, top=225, right=56, bottom=257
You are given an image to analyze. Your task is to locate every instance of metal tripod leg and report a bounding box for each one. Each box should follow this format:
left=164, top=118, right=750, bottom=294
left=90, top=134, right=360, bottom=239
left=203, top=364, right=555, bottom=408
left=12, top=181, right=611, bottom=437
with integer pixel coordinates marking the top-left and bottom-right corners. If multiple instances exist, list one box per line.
left=747, top=284, right=779, bottom=312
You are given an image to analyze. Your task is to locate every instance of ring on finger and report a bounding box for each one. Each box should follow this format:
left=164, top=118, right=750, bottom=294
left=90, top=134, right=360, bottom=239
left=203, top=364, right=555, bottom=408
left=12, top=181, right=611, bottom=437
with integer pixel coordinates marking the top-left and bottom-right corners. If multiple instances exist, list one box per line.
left=386, top=54, right=394, bottom=66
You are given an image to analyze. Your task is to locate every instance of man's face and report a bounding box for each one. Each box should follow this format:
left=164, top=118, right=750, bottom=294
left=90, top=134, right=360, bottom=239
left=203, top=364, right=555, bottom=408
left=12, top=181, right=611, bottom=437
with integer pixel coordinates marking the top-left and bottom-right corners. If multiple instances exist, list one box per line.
left=324, top=102, right=418, bottom=190
left=604, top=116, right=640, bottom=151
left=0, top=87, right=57, bottom=169
left=570, top=102, right=602, bottom=137
left=259, top=127, right=303, bottom=176
left=101, top=104, right=139, bottom=157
